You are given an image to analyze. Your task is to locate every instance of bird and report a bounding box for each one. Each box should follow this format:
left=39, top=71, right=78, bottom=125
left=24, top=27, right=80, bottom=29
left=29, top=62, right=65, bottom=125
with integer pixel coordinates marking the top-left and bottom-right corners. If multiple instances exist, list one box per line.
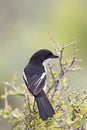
left=23, top=49, right=59, bottom=120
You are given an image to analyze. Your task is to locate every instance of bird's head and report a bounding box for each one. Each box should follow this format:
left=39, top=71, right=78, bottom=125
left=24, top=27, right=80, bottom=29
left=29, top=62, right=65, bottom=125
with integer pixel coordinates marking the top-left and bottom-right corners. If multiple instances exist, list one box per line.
left=29, top=49, right=59, bottom=64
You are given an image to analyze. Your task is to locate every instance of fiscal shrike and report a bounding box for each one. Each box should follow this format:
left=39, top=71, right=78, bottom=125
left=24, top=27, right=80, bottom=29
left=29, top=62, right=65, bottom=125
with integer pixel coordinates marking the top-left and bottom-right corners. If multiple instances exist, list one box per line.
left=23, top=49, right=58, bottom=120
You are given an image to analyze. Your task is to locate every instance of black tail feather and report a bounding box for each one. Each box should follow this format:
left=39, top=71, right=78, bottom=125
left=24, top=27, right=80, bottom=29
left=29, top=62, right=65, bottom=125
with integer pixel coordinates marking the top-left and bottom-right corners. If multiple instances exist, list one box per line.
left=35, top=90, right=55, bottom=120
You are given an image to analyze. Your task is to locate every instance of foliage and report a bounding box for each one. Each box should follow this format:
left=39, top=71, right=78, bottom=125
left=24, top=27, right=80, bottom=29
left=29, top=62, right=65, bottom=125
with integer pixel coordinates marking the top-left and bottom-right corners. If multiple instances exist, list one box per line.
left=0, top=35, right=87, bottom=130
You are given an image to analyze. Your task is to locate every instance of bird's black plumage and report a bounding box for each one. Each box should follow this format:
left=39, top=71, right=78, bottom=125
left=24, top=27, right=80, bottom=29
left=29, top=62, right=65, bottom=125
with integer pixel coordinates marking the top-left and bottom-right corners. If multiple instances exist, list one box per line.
left=23, top=49, right=58, bottom=120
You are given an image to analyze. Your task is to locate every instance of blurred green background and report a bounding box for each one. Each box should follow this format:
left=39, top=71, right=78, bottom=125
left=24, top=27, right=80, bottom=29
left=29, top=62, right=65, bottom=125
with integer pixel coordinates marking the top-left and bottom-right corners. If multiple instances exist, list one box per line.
left=0, top=0, right=87, bottom=129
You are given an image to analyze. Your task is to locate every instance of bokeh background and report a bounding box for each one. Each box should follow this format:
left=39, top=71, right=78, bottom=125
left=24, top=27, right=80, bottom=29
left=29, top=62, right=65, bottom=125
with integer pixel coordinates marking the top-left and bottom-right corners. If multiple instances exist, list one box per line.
left=0, top=0, right=87, bottom=129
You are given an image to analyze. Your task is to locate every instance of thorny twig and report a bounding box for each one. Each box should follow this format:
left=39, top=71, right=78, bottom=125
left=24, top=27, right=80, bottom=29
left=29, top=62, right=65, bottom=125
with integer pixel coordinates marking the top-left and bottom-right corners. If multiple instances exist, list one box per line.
left=47, top=33, right=82, bottom=97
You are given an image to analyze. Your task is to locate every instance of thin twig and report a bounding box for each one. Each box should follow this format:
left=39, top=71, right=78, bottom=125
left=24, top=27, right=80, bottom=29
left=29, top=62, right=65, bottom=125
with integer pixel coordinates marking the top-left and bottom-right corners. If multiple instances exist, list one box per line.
left=63, top=41, right=76, bottom=48
left=47, top=63, right=55, bottom=81
left=33, top=99, right=36, bottom=112
left=1, top=81, right=17, bottom=91
left=47, top=33, right=81, bottom=98
left=48, top=32, right=61, bottom=50
left=4, top=86, right=8, bottom=108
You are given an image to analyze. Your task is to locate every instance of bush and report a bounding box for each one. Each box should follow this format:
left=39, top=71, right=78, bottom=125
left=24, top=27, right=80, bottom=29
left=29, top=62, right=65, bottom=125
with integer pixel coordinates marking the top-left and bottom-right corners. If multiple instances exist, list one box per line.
left=0, top=35, right=87, bottom=130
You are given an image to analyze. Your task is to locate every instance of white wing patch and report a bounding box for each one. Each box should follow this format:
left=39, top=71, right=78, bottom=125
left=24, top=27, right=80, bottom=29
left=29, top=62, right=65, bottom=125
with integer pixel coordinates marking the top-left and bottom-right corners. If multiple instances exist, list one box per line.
left=34, top=72, right=46, bottom=89
left=23, top=72, right=28, bottom=84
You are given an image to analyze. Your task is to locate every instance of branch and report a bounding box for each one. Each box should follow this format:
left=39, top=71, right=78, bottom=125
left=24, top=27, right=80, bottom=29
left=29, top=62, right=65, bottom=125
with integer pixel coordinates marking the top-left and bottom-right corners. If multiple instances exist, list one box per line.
left=66, top=67, right=82, bottom=72
left=48, top=32, right=61, bottom=50
left=63, top=41, right=76, bottom=48
left=47, top=63, right=55, bottom=81
left=4, top=86, right=8, bottom=108
left=0, top=81, right=17, bottom=91
left=47, top=33, right=82, bottom=97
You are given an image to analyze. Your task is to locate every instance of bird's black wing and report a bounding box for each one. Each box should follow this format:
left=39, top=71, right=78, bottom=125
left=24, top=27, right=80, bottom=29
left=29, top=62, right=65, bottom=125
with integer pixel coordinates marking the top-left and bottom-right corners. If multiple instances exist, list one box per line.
left=23, top=72, right=46, bottom=96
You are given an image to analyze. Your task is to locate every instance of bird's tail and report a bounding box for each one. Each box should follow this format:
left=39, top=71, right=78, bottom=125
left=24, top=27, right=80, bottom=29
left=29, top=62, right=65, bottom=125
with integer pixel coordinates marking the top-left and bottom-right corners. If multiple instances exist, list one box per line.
left=35, top=90, right=55, bottom=120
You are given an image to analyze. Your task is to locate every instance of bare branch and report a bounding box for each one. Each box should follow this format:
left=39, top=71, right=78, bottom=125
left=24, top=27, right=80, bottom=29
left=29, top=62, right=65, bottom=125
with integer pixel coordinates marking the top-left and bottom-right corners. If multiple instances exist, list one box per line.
left=59, top=48, right=64, bottom=71
left=4, top=86, right=8, bottom=108
left=67, top=56, right=76, bottom=68
left=48, top=32, right=61, bottom=50
left=0, top=81, right=17, bottom=91
left=47, top=63, right=55, bottom=81
left=63, top=41, right=76, bottom=48
left=66, top=67, right=82, bottom=72
left=75, top=59, right=82, bottom=62
left=47, top=33, right=81, bottom=98
left=33, top=99, right=36, bottom=112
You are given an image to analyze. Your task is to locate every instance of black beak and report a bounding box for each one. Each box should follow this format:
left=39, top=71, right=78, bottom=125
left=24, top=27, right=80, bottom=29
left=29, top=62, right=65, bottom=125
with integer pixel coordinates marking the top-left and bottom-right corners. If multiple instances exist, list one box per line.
left=51, top=55, right=59, bottom=58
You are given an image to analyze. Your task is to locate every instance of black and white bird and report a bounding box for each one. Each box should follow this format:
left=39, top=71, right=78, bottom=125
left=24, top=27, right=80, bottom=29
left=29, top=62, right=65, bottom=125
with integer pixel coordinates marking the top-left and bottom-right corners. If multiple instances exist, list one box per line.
left=23, top=49, right=58, bottom=120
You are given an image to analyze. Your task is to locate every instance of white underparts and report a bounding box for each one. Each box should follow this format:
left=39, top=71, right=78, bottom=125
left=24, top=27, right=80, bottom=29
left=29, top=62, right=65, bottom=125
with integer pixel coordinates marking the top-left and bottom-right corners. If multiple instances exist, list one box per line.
left=42, top=58, right=51, bottom=72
